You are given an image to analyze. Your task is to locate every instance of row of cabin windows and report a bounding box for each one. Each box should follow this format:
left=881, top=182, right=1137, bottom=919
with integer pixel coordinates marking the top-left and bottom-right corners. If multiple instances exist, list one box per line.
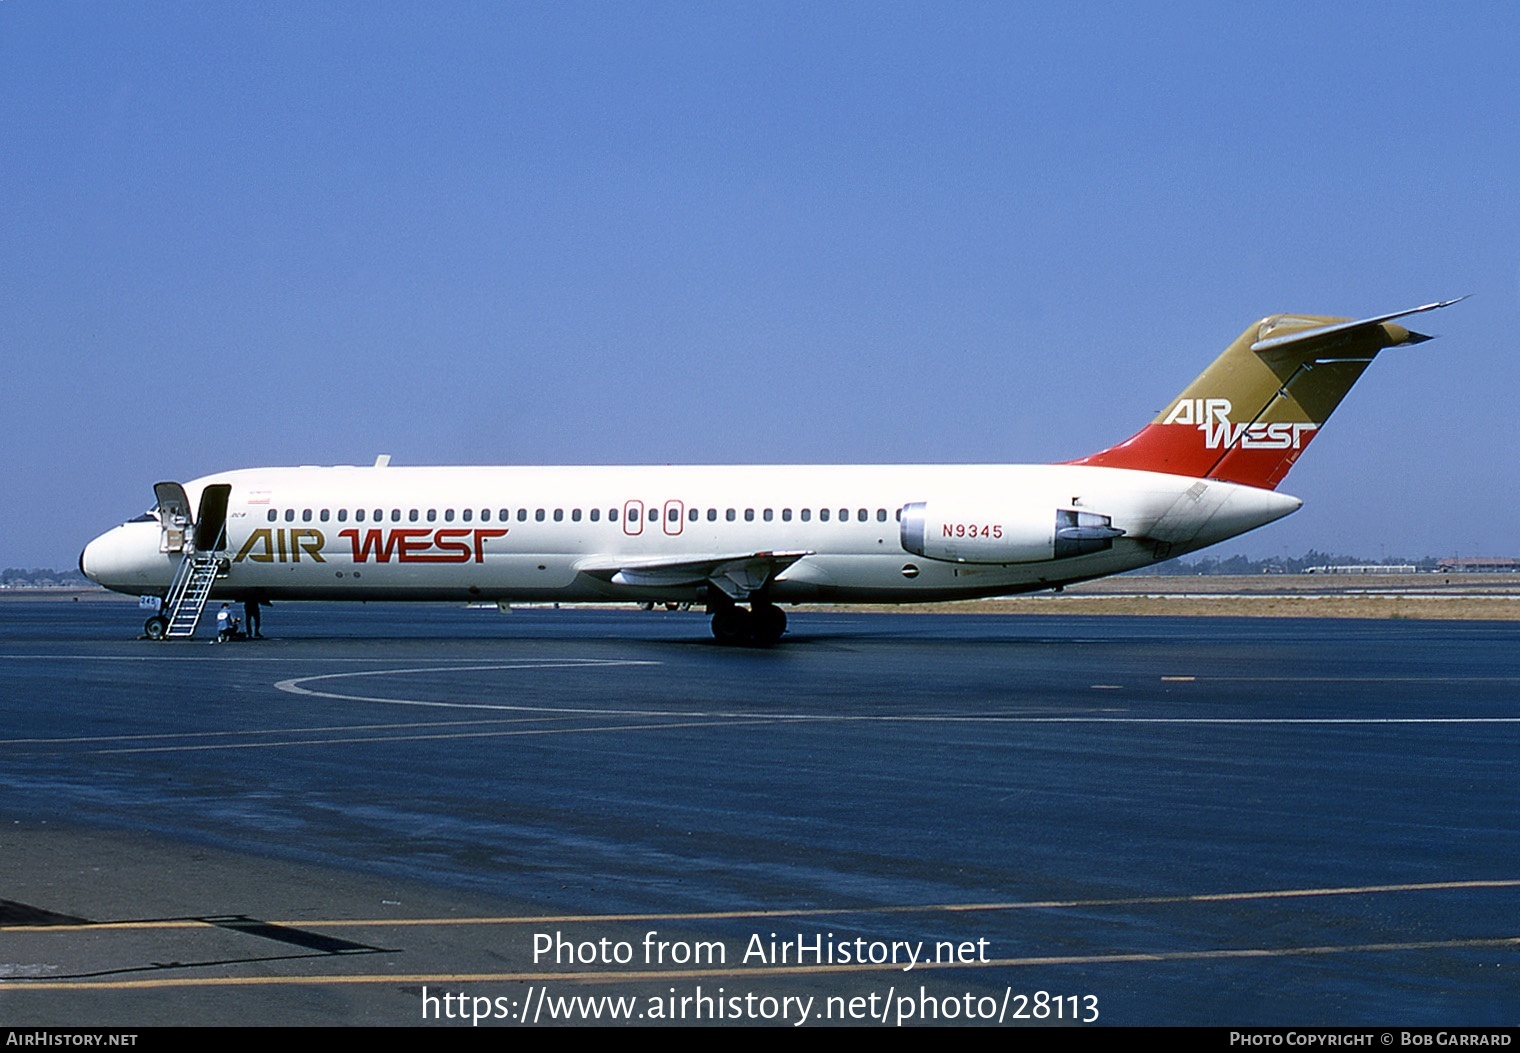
left=266, top=506, right=902, bottom=525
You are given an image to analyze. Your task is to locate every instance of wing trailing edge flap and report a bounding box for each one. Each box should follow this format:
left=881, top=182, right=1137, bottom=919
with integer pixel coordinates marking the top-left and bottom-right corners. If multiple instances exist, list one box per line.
left=577, top=551, right=813, bottom=600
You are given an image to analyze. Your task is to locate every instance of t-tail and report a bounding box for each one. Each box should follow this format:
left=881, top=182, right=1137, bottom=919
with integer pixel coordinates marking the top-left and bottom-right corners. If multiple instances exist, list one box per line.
left=1068, top=299, right=1462, bottom=490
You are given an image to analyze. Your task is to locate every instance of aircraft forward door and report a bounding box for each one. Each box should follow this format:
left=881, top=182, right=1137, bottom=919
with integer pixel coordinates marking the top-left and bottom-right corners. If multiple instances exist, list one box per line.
left=154, top=482, right=192, bottom=554
left=194, top=484, right=232, bottom=552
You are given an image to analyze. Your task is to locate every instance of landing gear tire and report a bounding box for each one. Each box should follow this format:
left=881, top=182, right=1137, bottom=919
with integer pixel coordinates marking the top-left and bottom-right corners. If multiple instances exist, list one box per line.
left=710, top=606, right=751, bottom=645
left=750, top=604, right=787, bottom=646
left=144, top=615, right=168, bottom=640
left=710, top=604, right=786, bottom=646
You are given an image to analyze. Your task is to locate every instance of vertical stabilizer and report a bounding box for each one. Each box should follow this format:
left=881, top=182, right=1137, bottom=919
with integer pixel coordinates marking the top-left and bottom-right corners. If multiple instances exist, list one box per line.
left=1068, top=300, right=1459, bottom=490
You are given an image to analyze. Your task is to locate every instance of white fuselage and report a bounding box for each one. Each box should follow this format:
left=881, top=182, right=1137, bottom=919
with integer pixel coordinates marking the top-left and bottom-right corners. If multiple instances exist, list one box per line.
left=81, top=463, right=1300, bottom=604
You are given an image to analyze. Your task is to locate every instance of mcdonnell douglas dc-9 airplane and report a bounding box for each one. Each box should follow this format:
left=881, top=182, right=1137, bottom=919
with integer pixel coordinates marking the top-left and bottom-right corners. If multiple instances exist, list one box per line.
left=81, top=300, right=1458, bottom=644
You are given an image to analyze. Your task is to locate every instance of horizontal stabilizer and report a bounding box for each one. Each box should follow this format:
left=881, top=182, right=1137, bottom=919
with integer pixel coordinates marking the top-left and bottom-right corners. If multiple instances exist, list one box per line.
left=1249, top=298, right=1464, bottom=356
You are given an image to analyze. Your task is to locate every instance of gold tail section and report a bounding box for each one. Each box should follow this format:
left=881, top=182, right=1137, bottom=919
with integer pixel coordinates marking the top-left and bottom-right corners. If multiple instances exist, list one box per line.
left=1069, top=299, right=1460, bottom=490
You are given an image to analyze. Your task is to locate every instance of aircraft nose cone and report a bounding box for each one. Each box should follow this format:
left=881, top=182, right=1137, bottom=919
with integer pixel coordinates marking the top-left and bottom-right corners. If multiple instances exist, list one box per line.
left=79, top=530, right=120, bottom=587
left=80, top=522, right=170, bottom=595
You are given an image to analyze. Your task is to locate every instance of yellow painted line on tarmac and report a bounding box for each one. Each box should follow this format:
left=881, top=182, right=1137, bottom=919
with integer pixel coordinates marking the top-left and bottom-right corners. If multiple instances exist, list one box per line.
left=310, top=876, right=1520, bottom=926
left=8, top=878, right=1516, bottom=933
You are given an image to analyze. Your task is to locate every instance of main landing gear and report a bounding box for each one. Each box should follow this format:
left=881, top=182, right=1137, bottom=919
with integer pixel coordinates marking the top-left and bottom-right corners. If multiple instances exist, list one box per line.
left=709, top=601, right=787, bottom=646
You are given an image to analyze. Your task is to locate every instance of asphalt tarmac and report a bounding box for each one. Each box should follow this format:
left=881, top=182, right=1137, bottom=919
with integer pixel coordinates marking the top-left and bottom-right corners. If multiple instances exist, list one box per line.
left=1, top=598, right=1516, bottom=1026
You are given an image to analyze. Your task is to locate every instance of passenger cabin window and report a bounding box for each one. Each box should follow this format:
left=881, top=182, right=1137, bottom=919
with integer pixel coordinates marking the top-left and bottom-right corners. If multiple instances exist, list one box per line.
left=427, top=509, right=437, bottom=522
left=409, top=509, right=419, bottom=522
left=609, top=508, right=618, bottom=522
left=553, top=509, right=564, bottom=522
left=590, top=508, right=600, bottom=522
left=535, top=509, right=545, bottom=522
left=444, top=509, right=454, bottom=522
left=725, top=509, right=736, bottom=522
left=462, top=508, right=472, bottom=522
left=707, top=508, right=717, bottom=522
left=688, top=508, right=698, bottom=522
left=571, top=509, right=582, bottom=522
left=820, top=508, right=830, bottom=522
left=497, top=509, right=507, bottom=521
left=877, top=509, right=887, bottom=522
left=744, top=509, right=755, bottom=522
left=857, top=509, right=867, bottom=522
left=801, top=509, right=811, bottom=522
left=267, top=509, right=277, bottom=522
left=302, top=509, right=312, bottom=522
left=284, top=509, right=295, bottom=522
left=518, top=509, right=528, bottom=522
left=320, top=509, right=330, bottom=522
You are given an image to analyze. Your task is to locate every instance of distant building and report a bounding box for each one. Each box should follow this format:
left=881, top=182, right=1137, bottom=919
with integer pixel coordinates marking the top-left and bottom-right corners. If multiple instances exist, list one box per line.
left=1436, top=558, right=1520, bottom=573
left=1303, top=565, right=1418, bottom=575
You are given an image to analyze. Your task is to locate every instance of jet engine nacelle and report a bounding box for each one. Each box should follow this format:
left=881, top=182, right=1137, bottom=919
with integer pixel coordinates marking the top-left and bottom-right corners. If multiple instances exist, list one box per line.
left=899, top=502, right=1124, bottom=564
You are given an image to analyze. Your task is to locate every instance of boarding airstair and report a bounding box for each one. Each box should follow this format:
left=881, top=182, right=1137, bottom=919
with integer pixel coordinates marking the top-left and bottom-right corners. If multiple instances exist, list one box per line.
left=148, top=481, right=232, bottom=640
left=163, top=553, right=223, bottom=638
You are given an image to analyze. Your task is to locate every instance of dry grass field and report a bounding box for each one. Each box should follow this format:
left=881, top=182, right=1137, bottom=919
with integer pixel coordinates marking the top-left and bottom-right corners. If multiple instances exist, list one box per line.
left=828, top=574, right=1520, bottom=620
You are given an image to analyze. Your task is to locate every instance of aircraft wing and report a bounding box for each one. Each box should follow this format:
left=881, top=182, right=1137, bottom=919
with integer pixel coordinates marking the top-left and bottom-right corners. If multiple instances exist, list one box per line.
left=577, top=550, right=813, bottom=600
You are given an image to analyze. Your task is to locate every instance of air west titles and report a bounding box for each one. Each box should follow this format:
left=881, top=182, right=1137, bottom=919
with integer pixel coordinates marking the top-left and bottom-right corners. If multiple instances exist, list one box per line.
left=234, top=528, right=325, bottom=563
left=1163, top=397, right=1318, bottom=451
left=338, top=527, right=508, bottom=564
left=234, top=527, right=508, bottom=564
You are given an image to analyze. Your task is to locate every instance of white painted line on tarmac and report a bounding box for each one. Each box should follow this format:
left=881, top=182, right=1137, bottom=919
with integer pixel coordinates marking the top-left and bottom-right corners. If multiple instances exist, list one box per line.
left=267, top=665, right=1520, bottom=725
left=89, top=718, right=788, bottom=754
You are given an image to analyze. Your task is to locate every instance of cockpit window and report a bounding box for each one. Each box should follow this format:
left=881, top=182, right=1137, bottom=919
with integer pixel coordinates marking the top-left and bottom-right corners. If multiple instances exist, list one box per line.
left=127, top=511, right=157, bottom=524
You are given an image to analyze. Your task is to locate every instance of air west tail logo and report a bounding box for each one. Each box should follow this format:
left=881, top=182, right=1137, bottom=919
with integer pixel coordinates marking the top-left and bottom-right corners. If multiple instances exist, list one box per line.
left=235, top=527, right=507, bottom=564
left=1162, top=398, right=1317, bottom=451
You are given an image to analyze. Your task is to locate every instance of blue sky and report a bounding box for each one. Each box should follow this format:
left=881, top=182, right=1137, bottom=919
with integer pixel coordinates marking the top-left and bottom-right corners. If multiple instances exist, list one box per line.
left=4, top=3, right=1516, bottom=569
